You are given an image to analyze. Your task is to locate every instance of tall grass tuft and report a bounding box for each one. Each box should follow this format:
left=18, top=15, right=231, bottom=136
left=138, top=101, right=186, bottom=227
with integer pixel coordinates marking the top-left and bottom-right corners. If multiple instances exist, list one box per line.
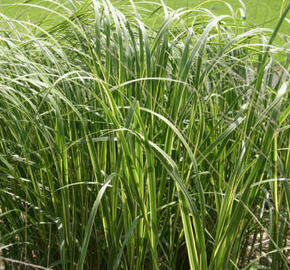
left=0, top=0, right=289, bottom=269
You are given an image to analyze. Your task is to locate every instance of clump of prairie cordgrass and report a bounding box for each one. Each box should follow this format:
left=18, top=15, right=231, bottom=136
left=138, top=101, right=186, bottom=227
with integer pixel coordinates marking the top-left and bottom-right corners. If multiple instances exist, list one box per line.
left=0, top=0, right=289, bottom=269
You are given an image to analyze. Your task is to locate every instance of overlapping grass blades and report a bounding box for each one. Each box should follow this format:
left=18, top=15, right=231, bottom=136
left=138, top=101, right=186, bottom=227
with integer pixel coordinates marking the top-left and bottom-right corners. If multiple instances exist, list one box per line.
left=0, top=0, right=289, bottom=269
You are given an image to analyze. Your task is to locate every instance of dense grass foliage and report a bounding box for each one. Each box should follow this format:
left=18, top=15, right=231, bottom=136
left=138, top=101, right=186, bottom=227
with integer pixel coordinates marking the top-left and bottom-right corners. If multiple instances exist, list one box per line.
left=0, top=1, right=289, bottom=269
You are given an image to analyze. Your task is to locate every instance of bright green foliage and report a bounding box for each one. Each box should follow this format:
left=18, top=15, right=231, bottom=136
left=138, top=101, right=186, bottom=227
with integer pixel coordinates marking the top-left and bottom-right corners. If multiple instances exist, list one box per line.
left=0, top=1, right=289, bottom=269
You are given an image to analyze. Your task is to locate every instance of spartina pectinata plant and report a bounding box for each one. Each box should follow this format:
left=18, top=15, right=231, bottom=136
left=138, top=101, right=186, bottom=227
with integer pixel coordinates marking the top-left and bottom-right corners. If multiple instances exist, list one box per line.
left=0, top=0, right=289, bottom=269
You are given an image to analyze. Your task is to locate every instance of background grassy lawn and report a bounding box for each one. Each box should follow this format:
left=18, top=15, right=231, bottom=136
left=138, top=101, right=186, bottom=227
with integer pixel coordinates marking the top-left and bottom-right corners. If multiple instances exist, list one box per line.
left=0, top=0, right=289, bottom=31
left=112, top=0, right=289, bottom=30
left=166, top=0, right=289, bottom=33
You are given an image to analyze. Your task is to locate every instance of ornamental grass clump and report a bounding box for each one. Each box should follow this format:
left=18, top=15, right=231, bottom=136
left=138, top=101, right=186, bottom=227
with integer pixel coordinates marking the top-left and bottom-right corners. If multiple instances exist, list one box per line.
left=0, top=0, right=289, bottom=269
